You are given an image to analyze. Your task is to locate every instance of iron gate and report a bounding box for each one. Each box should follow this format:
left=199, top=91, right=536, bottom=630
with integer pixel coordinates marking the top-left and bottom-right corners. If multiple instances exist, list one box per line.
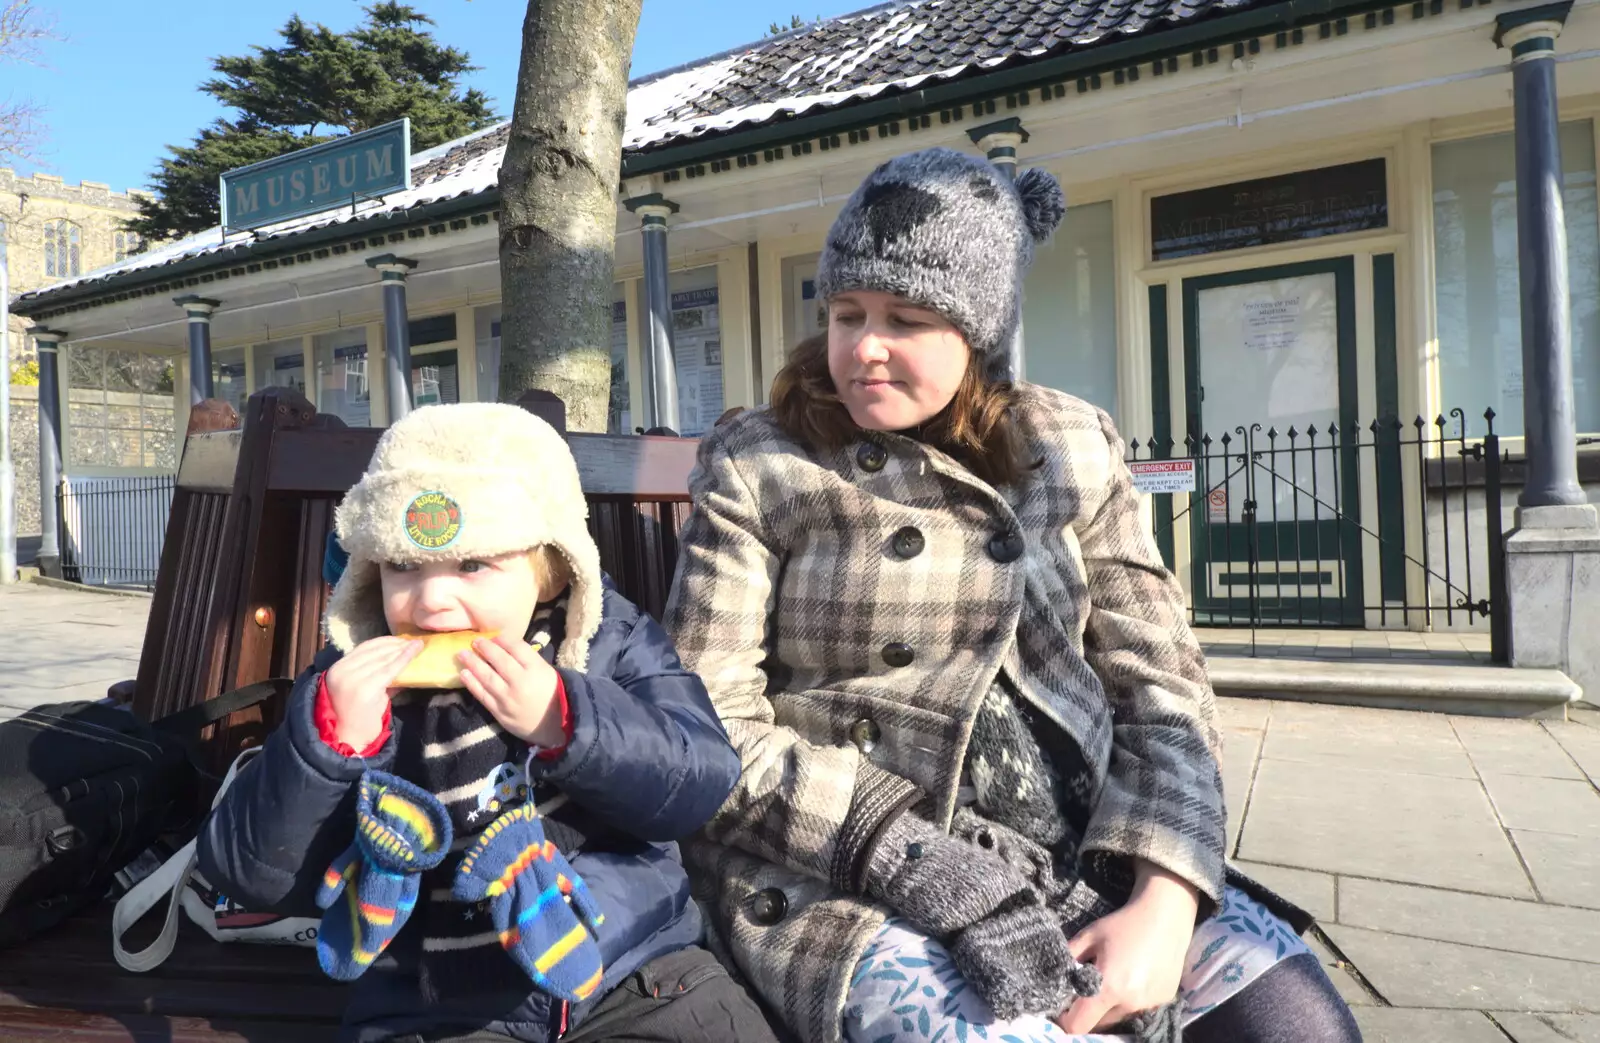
left=1127, top=408, right=1508, bottom=662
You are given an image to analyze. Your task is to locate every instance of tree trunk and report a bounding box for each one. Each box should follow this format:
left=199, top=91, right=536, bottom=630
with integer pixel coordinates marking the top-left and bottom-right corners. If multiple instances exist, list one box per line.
left=497, top=0, right=642, bottom=432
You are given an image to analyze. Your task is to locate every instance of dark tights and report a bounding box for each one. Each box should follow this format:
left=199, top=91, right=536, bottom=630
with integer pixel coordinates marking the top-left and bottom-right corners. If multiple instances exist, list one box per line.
left=1185, top=951, right=1363, bottom=1043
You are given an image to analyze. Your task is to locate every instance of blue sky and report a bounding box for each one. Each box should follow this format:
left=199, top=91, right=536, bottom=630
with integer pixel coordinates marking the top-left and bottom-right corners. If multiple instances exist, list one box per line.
left=2, top=0, right=864, bottom=193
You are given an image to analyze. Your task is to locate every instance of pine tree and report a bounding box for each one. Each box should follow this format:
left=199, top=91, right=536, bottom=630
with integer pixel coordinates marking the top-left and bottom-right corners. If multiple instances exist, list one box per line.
left=128, top=3, right=496, bottom=243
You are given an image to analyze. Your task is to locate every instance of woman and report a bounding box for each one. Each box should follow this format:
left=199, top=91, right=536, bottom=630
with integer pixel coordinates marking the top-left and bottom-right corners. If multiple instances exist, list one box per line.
left=664, top=148, right=1360, bottom=1043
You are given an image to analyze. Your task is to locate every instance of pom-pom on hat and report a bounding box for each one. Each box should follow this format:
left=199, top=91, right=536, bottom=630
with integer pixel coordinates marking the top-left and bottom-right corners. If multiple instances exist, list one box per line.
left=816, top=146, right=1066, bottom=381
left=325, top=403, right=604, bottom=672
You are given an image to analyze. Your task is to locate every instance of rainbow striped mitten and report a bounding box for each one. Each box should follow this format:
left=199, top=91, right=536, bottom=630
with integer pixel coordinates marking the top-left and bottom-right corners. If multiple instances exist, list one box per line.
left=452, top=802, right=606, bottom=1003
left=315, top=771, right=453, bottom=981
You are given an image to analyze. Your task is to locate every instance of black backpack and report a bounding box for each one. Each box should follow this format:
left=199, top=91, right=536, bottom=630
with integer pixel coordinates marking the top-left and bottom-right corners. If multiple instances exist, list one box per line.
left=0, top=682, right=286, bottom=948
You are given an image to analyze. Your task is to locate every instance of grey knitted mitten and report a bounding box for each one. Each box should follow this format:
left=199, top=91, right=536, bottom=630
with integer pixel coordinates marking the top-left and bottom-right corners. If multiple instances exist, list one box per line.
left=863, top=813, right=1102, bottom=1018
left=1125, top=999, right=1184, bottom=1043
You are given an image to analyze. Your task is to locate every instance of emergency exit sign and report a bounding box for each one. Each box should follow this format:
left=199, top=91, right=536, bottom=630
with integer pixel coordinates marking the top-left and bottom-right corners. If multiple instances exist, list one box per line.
left=1128, top=459, right=1197, bottom=494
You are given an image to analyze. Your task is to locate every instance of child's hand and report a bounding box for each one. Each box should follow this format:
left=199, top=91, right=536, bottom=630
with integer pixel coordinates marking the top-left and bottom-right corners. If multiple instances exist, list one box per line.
left=325, top=636, right=422, bottom=751
left=458, top=634, right=565, bottom=749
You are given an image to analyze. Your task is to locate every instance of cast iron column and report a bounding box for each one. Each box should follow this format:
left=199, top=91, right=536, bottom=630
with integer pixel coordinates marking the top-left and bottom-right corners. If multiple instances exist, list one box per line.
left=173, top=295, right=219, bottom=405
left=971, top=118, right=1031, bottom=382
left=1497, top=3, right=1584, bottom=506
left=28, top=327, right=65, bottom=579
left=625, top=194, right=682, bottom=433
left=367, top=254, right=418, bottom=423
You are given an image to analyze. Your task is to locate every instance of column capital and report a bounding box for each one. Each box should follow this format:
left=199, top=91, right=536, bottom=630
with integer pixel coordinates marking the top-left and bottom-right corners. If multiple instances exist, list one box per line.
left=366, top=253, right=419, bottom=280
left=968, top=116, right=1030, bottom=160
left=173, top=294, right=221, bottom=319
left=1495, top=2, right=1572, bottom=56
left=624, top=193, right=681, bottom=223
left=26, top=326, right=66, bottom=349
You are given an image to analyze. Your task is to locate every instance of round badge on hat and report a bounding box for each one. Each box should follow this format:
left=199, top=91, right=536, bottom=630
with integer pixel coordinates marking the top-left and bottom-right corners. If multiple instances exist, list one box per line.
left=404, top=491, right=463, bottom=550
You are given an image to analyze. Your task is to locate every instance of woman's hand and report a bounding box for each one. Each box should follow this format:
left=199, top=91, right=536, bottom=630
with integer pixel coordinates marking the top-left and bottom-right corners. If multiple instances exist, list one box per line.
left=1053, top=861, right=1200, bottom=1034
left=324, top=636, right=422, bottom=750
left=458, top=634, right=565, bottom=748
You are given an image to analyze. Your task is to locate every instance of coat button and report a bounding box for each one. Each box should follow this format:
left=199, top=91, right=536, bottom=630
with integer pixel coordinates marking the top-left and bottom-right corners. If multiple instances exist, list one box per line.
left=891, top=526, right=925, bottom=559
left=987, top=529, right=1026, bottom=564
left=856, top=443, right=888, bottom=473
left=849, top=718, right=881, bottom=751
left=750, top=887, right=788, bottom=925
left=882, top=642, right=915, bottom=668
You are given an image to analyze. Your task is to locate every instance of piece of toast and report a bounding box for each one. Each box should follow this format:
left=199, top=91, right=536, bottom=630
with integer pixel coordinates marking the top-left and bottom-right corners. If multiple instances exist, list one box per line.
left=393, top=630, right=497, bottom=689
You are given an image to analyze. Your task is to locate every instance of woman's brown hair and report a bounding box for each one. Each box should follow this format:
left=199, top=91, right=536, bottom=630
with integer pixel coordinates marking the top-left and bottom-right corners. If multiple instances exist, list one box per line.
left=768, top=332, right=1033, bottom=488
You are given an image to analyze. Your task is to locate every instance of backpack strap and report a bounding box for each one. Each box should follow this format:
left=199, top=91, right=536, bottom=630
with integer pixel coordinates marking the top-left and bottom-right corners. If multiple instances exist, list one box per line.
left=151, top=679, right=293, bottom=740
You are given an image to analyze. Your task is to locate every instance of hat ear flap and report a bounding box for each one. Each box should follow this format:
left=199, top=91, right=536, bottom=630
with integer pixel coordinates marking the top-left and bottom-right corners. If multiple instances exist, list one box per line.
left=1015, top=168, right=1066, bottom=243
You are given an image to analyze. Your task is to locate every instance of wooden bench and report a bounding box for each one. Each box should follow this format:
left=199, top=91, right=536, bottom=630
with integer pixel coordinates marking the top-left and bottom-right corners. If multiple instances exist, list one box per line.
left=0, top=388, right=700, bottom=1042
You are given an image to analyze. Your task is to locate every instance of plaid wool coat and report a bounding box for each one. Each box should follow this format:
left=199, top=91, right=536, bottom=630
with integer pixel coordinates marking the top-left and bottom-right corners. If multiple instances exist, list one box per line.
left=663, top=384, right=1226, bottom=1043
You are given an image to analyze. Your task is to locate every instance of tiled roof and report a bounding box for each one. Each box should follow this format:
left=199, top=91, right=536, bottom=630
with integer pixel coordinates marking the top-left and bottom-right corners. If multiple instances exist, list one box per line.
left=15, top=0, right=1269, bottom=310
left=624, top=0, right=1257, bottom=151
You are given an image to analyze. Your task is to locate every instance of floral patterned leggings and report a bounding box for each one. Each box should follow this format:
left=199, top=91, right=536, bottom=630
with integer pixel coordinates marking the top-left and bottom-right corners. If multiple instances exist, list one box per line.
left=841, top=885, right=1311, bottom=1043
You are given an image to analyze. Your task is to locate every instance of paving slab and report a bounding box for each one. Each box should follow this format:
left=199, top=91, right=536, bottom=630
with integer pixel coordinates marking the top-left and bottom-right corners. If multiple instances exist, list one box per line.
left=1230, top=860, right=1336, bottom=922
left=1481, top=773, right=1600, bottom=838
left=1215, top=696, right=1270, bottom=732
left=1305, top=931, right=1376, bottom=1008
left=1494, top=1012, right=1600, bottom=1042
left=1352, top=1009, right=1506, bottom=1043
left=1336, top=877, right=1600, bottom=963
left=1510, top=830, right=1600, bottom=909
left=1255, top=700, right=1478, bottom=778
left=1221, top=727, right=1261, bottom=855
left=1451, top=717, right=1587, bottom=779
left=1326, top=925, right=1600, bottom=1012
left=1545, top=720, right=1600, bottom=785
left=1238, top=759, right=1535, bottom=898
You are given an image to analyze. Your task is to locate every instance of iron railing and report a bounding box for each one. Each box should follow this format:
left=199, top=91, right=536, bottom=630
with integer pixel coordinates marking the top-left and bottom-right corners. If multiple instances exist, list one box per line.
left=57, top=474, right=176, bottom=591
left=1127, top=408, right=1507, bottom=661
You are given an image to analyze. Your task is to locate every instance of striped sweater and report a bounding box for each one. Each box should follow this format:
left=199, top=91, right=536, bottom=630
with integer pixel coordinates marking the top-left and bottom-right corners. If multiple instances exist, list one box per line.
left=381, top=598, right=580, bottom=1000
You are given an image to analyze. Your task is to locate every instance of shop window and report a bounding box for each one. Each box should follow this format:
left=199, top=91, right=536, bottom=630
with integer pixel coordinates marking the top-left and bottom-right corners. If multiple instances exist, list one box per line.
left=610, top=286, right=631, bottom=434
left=667, top=265, right=724, bottom=437
left=44, top=219, right=81, bottom=278
left=315, top=328, right=371, bottom=426
left=1433, top=121, right=1600, bottom=437
left=1023, top=200, right=1120, bottom=422
left=65, top=345, right=177, bottom=470
left=258, top=338, right=308, bottom=397
left=211, top=348, right=248, bottom=415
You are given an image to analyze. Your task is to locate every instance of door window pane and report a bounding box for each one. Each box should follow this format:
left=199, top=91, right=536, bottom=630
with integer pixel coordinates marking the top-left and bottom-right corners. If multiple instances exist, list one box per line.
left=781, top=252, right=826, bottom=348
left=412, top=350, right=460, bottom=407
left=212, top=348, right=247, bottom=414
left=1433, top=121, right=1600, bottom=436
left=259, top=339, right=307, bottom=396
left=475, top=304, right=502, bottom=405
left=610, top=286, right=632, bottom=434
left=1022, top=201, right=1119, bottom=422
left=315, top=328, right=370, bottom=426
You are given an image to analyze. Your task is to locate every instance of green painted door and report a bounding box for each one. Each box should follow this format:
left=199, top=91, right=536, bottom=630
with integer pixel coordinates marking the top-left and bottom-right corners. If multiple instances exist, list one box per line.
left=1182, top=257, right=1364, bottom=626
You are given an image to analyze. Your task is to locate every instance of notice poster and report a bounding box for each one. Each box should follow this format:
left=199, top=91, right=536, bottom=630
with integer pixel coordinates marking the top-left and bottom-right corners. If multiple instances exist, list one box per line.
left=671, top=286, right=724, bottom=435
left=1243, top=296, right=1302, bottom=353
left=610, top=300, right=631, bottom=434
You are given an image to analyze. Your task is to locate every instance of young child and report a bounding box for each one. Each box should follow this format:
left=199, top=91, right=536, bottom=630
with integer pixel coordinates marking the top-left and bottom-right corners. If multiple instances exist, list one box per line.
left=198, top=403, right=776, bottom=1043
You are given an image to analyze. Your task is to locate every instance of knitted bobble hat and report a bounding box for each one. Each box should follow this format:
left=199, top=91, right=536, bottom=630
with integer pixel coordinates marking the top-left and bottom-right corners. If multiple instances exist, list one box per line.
left=816, top=146, right=1066, bottom=381
left=325, top=403, right=605, bottom=672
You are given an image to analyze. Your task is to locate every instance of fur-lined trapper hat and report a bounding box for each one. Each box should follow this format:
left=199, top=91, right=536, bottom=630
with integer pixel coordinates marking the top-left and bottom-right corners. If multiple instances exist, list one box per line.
left=325, top=403, right=603, bottom=672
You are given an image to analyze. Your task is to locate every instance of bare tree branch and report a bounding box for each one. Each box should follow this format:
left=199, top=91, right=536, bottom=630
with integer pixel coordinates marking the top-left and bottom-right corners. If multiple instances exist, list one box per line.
left=0, top=0, right=58, bottom=165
